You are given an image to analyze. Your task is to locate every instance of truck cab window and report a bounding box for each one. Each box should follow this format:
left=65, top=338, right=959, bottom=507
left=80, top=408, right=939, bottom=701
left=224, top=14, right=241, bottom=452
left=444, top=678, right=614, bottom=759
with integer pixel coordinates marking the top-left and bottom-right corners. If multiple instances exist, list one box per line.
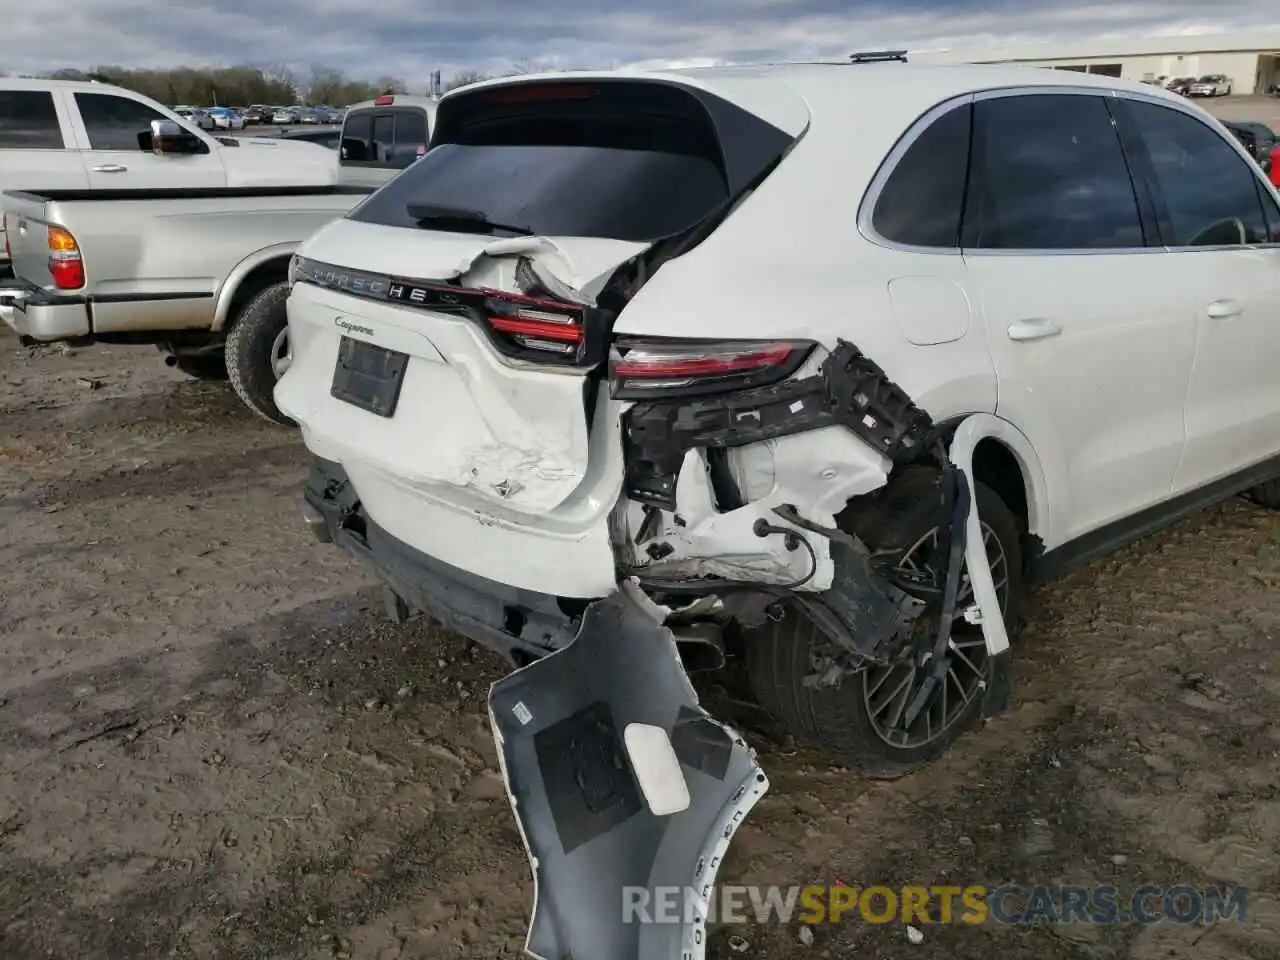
left=75, top=93, right=172, bottom=151
left=0, top=91, right=65, bottom=149
left=341, top=109, right=429, bottom=169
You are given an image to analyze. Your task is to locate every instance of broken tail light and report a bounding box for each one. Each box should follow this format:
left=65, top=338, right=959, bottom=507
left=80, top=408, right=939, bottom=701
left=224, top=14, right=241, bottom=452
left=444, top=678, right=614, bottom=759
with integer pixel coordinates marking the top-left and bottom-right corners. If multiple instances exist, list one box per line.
left=47, top=226, right=85, bottom=291
left=609, top=337, right=814, bottom=400
left=483, top=291, right=585, bottom=358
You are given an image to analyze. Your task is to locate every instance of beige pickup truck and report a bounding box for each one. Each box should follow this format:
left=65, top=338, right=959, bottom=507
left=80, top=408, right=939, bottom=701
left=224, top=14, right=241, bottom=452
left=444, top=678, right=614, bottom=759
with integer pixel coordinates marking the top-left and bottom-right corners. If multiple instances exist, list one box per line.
left=0, top=165, right=372, bottom=423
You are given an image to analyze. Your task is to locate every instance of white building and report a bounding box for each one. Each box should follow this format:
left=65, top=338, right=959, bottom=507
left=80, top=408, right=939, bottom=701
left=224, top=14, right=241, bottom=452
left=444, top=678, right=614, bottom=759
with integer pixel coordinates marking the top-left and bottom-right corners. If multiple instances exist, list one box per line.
left=915, top=31, right=1280, bottom=96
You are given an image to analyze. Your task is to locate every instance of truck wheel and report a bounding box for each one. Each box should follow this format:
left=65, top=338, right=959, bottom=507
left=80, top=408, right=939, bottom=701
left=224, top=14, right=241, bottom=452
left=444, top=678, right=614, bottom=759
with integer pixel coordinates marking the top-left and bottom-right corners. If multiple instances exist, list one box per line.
left=172, top=355, right=228, bottom=381
left=1246, top=479, right=1280, bottom=509
left=225, top=281, right=294, bottom=426
left=744, top=466, right=1024, bottom=778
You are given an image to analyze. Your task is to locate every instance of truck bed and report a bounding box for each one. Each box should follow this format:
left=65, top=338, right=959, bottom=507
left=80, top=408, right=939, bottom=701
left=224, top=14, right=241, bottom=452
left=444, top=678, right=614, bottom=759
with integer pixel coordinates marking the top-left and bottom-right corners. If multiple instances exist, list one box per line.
left=1, top=184, right=373, bottom=342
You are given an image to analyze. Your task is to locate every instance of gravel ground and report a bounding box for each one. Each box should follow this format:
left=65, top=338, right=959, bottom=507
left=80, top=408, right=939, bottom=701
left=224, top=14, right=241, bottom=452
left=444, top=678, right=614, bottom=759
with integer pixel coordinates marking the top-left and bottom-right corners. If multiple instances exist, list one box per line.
left=0, top=331, right=1278, bottom=960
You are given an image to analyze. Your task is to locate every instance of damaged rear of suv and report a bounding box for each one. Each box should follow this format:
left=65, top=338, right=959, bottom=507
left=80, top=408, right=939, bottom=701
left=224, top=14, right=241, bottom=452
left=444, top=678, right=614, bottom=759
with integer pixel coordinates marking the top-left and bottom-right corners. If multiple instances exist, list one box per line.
left=276, top=62, right=1053, bottom=958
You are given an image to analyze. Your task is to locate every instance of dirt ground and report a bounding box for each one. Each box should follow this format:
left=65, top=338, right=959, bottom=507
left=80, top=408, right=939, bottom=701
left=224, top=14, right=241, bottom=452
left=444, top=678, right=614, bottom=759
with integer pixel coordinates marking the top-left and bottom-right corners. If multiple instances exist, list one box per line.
left=0, top=329, right=1278, bottom=960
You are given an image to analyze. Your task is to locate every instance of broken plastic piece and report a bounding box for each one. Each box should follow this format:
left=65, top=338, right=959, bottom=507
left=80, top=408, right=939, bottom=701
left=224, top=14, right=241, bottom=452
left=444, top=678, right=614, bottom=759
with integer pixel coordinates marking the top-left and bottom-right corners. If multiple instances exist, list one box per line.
left=623, top=340, right=933, bottom=511
left=489, top=591, right=768, bottom=960
left=947, top=415, right=1014, bottom=717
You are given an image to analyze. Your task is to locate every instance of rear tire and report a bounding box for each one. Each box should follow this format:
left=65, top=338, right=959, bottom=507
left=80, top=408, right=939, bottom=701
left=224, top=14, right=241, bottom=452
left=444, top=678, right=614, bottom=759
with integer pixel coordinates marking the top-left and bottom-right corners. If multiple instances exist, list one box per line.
left=1246, top=479, right=1280, bottom=509
left=225, top=281, right=294, bottom=426
left=745, top=466, right=1024, bottom=778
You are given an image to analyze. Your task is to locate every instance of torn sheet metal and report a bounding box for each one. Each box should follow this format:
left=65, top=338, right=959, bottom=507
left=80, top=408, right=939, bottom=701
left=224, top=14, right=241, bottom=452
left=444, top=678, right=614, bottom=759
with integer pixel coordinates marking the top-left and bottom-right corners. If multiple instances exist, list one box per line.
left=625, top=427, right=892, bottom=590
left=450, top=236, right=647, bottom=307
left=489, top=588, right=769, bottom=960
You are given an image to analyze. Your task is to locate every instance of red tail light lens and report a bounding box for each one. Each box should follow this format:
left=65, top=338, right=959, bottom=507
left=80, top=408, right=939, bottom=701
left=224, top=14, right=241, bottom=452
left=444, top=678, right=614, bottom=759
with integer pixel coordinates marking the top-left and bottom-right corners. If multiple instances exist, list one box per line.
left=47, top=226, right=85, bottom=291
left=484, top=292, right=585, bottom=357
left=609, top=337, right=813, bottom=399
left=374, top=95, right=395, bottom=106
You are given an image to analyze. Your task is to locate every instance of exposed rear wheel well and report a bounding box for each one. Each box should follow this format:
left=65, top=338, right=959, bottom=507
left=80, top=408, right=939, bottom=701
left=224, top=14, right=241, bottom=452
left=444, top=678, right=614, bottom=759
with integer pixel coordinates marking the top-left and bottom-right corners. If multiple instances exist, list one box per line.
left=223, top=256, right=291, bottom=329
left=972, top=437, right=1029, bottom=533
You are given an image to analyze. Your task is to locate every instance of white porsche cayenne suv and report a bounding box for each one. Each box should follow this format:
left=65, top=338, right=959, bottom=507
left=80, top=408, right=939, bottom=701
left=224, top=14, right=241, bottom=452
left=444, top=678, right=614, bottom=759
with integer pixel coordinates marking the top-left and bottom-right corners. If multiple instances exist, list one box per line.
left=277, top=60, right=1280, bottom=775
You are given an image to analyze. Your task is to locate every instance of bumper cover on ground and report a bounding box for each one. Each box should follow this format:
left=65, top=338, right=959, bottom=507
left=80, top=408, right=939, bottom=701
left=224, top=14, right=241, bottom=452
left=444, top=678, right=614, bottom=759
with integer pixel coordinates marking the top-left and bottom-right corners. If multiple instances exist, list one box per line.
left=489, top=590, right=769, bottom=960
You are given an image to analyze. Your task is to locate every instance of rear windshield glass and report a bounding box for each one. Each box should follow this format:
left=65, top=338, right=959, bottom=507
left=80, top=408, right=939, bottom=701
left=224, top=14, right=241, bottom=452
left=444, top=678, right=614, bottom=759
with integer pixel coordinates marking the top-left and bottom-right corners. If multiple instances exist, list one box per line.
left=348, top=82, right=755, bottom=243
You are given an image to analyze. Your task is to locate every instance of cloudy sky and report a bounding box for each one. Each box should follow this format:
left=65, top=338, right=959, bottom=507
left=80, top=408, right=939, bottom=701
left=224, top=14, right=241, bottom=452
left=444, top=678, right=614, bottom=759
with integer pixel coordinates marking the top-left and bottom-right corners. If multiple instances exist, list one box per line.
left=2, top=0, right=1277, bottom=82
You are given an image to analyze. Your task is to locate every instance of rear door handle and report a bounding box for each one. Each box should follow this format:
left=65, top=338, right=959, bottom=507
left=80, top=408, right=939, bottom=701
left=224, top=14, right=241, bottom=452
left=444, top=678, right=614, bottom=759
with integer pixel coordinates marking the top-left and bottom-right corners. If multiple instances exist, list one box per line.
left=1006, top=318, right=1062, bottom=342
left=91, top=164, right=128, bottom=173
left=1206, top=299, right=1243, bottom=320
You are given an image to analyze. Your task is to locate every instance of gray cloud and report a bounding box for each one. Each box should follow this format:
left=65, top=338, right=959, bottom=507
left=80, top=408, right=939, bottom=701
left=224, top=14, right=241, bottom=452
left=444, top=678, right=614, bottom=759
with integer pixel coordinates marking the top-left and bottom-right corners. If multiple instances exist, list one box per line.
left=1, top=0, right=1276, bottom=82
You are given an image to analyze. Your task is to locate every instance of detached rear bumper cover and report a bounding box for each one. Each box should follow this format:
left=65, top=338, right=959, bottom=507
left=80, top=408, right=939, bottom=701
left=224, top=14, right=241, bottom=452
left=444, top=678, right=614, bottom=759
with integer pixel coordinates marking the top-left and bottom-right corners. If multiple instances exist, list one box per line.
left=490, top=588, right=768, bottom=960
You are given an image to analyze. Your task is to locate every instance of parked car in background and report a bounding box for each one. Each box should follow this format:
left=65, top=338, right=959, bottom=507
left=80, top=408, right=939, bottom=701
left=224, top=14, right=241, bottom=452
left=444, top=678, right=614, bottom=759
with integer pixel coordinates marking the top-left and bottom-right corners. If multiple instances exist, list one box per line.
left=1189, top=74, right=1233, bottom=97
left=297, top=107, right=323, bottom=125
left=175, top=107, right=216, bottom=130
left=335, top=93, right=434, bottom=187
left=243, top=105, right=272, bottom=124
left=1166, top=77, right=1196, bottom=96
left=207, top=107, right=247, bottom=130
left=1, top=177, right=370, bottom=420
left=1221, top=120, right=1276, bottom=164
left=0, top=79, right=333, bottom=272
left=272, top=106, right=300, bottom=124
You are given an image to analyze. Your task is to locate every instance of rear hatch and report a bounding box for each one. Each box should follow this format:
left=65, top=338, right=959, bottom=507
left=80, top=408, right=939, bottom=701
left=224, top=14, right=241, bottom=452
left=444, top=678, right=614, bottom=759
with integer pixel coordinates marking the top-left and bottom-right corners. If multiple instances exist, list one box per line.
left=277, top=75, right=804, bottom=595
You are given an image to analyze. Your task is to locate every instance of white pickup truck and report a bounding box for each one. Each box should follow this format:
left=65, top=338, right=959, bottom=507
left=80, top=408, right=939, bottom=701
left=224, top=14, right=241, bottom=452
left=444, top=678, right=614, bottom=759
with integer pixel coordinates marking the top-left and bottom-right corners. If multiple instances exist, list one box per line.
left=0, top=173, right=370, bottom=422
left=0, top=77, right=338, bottom=272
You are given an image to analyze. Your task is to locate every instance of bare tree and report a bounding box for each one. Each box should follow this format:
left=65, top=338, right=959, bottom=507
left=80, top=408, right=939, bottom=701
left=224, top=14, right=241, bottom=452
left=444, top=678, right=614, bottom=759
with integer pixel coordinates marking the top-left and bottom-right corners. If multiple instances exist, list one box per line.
left=375, top=75, right=408, bottom=94
left=445, top=69, right=492, bottom=92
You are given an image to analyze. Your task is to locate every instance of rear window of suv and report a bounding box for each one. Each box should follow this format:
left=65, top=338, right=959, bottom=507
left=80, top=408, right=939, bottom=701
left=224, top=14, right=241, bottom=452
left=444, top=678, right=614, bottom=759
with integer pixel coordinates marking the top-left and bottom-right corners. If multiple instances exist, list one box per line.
left=347, top=81, right=793, bottom=244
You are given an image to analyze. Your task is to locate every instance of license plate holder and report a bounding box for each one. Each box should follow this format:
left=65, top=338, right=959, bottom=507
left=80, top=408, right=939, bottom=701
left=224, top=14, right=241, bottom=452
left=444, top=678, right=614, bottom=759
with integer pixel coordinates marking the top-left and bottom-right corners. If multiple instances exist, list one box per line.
left=331, top=336, right=409, bottom=418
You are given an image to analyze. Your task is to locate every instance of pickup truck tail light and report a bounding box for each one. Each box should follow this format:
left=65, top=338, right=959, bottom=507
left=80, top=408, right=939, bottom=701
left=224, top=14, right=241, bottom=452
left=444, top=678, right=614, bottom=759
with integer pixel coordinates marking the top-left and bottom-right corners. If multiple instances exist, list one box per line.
left=609, top=337, right=814, bottom=400
left=48, top=226, right=85, bottom=291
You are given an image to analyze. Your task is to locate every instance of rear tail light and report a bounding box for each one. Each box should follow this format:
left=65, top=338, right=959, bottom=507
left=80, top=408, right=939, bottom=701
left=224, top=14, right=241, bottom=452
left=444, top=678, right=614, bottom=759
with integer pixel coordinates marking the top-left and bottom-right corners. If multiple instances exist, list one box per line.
left=47, top=226, right=85, bottom=291
left=374, top=95, right=395, bottom=105
left=609, top=337, right=814, bottom=399
left=483, top=290, right=585, bottom=358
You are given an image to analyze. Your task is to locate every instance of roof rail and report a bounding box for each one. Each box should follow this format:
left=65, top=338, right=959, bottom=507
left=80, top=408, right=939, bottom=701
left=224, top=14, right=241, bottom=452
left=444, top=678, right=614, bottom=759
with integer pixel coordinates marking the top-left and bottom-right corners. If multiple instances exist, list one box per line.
left=849, top=49, right=908, bottom=64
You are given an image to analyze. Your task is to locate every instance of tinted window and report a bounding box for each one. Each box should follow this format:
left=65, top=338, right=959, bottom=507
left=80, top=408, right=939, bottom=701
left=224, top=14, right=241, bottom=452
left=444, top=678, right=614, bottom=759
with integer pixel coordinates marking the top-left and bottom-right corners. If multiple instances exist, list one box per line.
left=350, top=91, right=734, bottom=242
left=341, top=108, right=429, bottom=169
left=0, top=91, right=64, bottom=149
left=965, top=94, right=1144, bottom=250
left=872, top=102, right=972, bottom=247
left=340, top=112, right=372, bottom=162
left=75, top=93, right=170, bottom=151
left=1124, top=101, right=1269, bottom=247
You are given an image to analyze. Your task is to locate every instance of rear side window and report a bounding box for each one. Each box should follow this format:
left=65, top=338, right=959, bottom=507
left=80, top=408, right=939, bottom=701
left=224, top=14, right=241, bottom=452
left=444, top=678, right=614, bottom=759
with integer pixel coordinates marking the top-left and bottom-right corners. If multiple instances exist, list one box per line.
left=341, top=108, right=429, bottom=170
left=1121, top=101, right=1270, bottom=247
left=75, top=92, right=170, bottom=151
left=871, top=102, right=972, bottom=248
left=0, top=91, right=64, bottom=149
left=963, top=93, right=1145, bottom=250
left=349, top=81, right=792, bottom=243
